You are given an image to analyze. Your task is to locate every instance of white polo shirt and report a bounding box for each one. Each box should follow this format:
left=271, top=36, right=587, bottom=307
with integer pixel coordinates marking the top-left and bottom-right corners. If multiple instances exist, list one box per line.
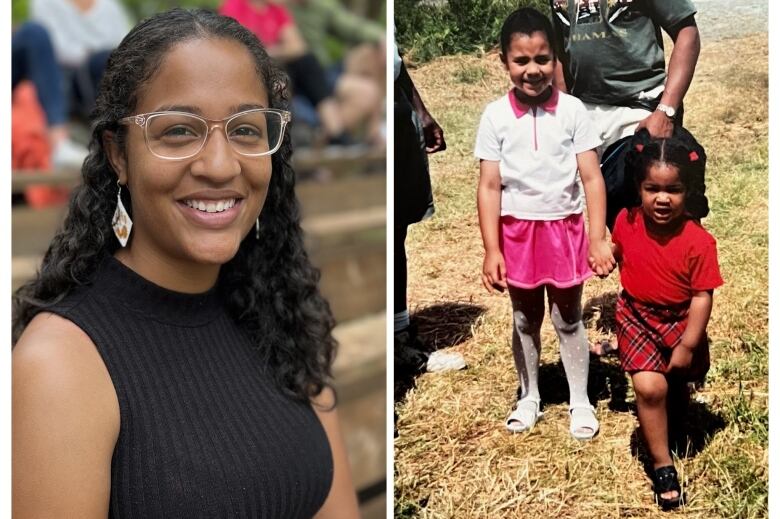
left=475, top=88, right=601, bottom=220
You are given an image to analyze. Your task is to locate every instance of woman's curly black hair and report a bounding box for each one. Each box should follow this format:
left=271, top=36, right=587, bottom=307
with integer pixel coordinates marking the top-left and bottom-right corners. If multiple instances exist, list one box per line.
left=625, top=127, right=709, bottom=219
left=12, top=8, right=337, bottom=403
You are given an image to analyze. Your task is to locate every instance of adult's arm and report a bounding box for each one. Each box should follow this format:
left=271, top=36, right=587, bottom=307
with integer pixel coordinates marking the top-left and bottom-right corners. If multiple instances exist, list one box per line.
left=312, top=388, right=360, bottom=519
left=268, top=23, right=308, bottom=61
left=324, top=0, right=383, bottom=44
left=13, top=313, right=120, bottom=519
left=553, top=61, right=567, bottom=93
left=636, top=16, right=700, bottom=138
left=397, top=62, right=446, bottom=153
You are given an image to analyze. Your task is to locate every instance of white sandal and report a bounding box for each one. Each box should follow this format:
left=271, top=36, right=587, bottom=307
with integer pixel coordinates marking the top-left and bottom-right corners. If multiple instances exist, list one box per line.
left=505, top=398, right=543, bottom=433
left=569, top=404, right=599, bottom=440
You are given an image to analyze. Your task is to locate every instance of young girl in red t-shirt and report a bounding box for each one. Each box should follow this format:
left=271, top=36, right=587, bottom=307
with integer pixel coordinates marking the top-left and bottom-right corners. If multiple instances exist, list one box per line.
left=611, top=128, right=723, bottom=510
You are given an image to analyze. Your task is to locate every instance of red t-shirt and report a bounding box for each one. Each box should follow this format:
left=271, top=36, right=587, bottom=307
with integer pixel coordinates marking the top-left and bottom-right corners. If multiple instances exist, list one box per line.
left=612, top=208, right=724, bottom=305
left=218, top=0, right=292, bottom=47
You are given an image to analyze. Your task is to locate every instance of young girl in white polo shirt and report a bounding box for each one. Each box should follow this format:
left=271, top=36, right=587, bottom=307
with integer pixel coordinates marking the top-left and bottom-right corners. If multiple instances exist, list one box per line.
left=475, top=7, right=615, bottom=439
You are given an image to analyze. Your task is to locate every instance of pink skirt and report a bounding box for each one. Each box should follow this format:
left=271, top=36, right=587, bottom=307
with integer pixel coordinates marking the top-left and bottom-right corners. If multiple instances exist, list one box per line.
left=500, top=213, right=593, bottom=289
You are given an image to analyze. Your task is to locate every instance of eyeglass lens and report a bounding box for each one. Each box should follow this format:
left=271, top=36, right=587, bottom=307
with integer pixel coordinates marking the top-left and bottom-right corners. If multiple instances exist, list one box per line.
left=145, top=111, right=284, bottom=159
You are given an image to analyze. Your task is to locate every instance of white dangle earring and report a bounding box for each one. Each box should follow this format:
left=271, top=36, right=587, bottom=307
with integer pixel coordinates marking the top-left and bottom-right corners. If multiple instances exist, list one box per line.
left=112, top=180, right=133, bottom=247
left=255, top=218, right=260, bottom=240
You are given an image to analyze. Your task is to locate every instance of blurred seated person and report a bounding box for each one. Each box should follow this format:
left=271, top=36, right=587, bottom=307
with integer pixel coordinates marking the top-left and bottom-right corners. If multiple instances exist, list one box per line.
left=12, top=22, right=87, bottom=168
left=286, top=0, right=385, bottom=144
left=219, top=0, right=346, bottom=143
left=31, top=0, right=131, bottom=120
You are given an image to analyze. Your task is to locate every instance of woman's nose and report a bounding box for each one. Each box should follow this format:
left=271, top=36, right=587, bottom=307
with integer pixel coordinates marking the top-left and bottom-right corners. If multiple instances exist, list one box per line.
left=190, top=127, right=241, bottom=181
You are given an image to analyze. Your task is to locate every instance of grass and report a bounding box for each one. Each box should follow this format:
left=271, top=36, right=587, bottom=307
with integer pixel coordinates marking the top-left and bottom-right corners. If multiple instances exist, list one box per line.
left=394, top=34, right=768, bottom=518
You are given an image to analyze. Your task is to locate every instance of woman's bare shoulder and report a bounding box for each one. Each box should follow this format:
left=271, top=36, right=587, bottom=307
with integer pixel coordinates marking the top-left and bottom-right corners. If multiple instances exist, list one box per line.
left=16, top=311, right=113, bottom=384
left=14, top=311, right=120, bottom=426
left=13, top=312, right=119, bottom=518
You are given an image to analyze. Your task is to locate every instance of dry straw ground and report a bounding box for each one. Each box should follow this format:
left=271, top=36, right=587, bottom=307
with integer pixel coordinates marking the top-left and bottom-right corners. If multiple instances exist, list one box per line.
left=394, top=34, right=768, bottom=518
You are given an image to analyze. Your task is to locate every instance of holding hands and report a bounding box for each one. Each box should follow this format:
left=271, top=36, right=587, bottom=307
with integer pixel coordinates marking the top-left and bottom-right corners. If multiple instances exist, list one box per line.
left=588, top=239, right=617, bottom=277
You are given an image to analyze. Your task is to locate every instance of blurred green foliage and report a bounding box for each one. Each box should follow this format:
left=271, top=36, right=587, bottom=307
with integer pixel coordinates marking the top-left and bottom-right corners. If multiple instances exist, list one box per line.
left=396, top=0, right=548, bottom=62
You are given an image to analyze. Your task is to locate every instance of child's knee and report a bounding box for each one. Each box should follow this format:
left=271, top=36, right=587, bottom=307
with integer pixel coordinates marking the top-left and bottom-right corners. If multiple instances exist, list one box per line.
left=513, top=310, right=541, bottom=335
left=550, top=306, right=582, bottom=334
left=632, top=373, right=668, bottom=405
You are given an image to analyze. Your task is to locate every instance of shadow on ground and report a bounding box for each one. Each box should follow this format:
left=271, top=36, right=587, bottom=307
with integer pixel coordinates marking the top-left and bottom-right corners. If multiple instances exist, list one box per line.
left=394, top=302, right=486, bottom=406
left=631, top=401, right=726, bottom=486
left=533, top=356, right=631, bottom=412
left=631, top=400, right=728, bottom=462
left=413, top=302, right=487, bottom=351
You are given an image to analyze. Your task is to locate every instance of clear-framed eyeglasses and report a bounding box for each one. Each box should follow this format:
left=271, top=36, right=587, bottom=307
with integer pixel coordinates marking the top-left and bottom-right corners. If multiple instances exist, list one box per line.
left=117, top=108, right=291, bottom=160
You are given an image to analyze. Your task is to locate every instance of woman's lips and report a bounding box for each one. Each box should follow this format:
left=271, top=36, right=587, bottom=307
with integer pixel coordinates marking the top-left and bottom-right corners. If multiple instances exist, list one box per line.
left=177, top=198, right=243, bottom=228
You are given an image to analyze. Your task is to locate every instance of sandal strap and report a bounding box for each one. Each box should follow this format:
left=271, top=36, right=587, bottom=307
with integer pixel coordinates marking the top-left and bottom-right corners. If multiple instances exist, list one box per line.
left=569, top=404, right=599, bottom=440
left=569, top=404, right=595, bottom=412
left=653, top=466, right=681, bottom=494
left=506, top=398, right=542, bottom=431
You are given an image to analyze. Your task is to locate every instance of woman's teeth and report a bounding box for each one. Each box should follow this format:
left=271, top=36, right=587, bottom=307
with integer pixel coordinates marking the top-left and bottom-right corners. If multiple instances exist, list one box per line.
left=184, top=199, right=237, bottom=213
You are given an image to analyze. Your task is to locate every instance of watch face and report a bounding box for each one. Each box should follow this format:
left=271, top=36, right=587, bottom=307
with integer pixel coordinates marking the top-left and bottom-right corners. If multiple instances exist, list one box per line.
left=658, top=104, right=675, bottom=117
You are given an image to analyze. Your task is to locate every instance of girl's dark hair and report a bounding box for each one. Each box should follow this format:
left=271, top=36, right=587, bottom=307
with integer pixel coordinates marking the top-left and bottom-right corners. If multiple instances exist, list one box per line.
left=500, top=7, right=556, bottom=59
left=625, top=127, right=709, bottom=219
left=12, top=8, right=337, bottom=403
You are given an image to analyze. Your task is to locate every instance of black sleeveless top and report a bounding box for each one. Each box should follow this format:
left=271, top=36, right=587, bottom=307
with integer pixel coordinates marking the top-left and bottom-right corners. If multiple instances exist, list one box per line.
left=46, top=256, right=333, bottom=518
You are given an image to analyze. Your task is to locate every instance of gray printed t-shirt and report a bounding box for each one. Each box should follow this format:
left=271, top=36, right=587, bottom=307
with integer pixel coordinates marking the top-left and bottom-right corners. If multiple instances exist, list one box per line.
left=550, top=0, right=696, bottom=109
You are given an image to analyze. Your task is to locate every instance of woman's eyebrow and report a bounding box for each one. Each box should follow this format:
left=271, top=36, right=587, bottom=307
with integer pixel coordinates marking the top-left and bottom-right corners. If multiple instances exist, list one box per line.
left=231, top=103, right=268, bottom=112
left=154, top=104, right=201, bottom=114
left=151, top=103, right=268, bottom=115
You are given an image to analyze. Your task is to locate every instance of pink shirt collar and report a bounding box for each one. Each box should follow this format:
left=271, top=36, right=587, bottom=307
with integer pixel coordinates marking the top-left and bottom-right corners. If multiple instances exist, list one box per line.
left=508, top=87, right=559, bottom=118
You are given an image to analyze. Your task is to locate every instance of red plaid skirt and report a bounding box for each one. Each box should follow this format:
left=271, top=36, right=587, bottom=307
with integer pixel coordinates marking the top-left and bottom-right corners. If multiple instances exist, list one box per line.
left=616, top=291, right=709, bottom=380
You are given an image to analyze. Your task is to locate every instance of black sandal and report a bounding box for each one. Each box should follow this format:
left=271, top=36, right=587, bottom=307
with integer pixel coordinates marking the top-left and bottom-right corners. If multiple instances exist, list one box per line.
left=652, top=465, right=683, bottom=510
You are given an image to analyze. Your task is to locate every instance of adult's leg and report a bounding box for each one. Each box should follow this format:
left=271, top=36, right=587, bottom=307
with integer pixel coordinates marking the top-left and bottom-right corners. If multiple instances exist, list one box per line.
left=393, top=224, right=429, bottom=375
left=286, top=53, right=344, bottom=138
left=70, top=49, right=112, bottom=119
left=12, top=22, right=87, bottom=168
left=508, top=286, right=545, bottom=402
left=335, top=74, right=382, bottom=140
left=394, top=224, right=410, bottom=333
left=583, top=103, right=651, bottom=159
left=11, top=22, right=67, bottom=127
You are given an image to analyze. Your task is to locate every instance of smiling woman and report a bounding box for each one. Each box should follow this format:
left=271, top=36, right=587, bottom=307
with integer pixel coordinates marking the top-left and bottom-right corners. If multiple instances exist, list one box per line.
left=12, top=9, right=359, bottom=519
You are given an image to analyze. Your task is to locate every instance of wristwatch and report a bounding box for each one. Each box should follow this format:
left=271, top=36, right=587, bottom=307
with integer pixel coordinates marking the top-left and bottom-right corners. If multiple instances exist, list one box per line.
left=656, top=103, right=677, bottom=118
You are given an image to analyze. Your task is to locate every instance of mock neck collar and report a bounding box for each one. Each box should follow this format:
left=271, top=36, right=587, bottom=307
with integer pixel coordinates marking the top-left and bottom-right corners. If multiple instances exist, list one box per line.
left=93, top=254, right=223, bottom=327
left=509, top=87, right=559, bottom=118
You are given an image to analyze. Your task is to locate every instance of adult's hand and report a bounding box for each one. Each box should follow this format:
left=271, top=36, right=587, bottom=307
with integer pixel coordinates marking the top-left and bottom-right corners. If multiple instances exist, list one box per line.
left=635, top=110, right=674, bottom=139
left=420, top=112, right=446, bottom=153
